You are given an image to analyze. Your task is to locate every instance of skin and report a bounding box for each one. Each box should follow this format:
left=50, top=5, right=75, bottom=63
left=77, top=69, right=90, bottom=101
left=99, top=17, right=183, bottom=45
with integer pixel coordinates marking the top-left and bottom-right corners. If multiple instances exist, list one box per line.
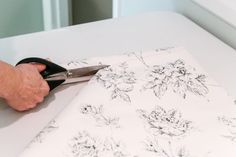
left=0, top=61, right=50, bottom=111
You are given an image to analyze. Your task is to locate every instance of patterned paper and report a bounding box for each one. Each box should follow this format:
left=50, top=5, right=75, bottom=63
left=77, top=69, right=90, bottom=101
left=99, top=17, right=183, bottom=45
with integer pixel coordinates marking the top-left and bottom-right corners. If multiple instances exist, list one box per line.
left=19, top=47, right=236, bottom=157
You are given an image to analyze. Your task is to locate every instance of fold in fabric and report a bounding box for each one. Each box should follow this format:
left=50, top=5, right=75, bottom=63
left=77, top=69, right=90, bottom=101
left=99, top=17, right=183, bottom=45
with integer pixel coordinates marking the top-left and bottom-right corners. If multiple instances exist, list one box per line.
left=20, top=47, right=236, bottom=157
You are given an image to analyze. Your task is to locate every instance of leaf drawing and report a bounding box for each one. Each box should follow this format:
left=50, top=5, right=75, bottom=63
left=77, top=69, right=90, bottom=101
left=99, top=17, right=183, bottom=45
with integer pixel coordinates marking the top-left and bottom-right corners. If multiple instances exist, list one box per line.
left=69, top=131, right=133, bottom=157
left=66, top=60, right=89, bottom=67
left=143, top=60, right=209, bottom=99
left=145, top=137, right=170, bottom=157
left=218, top=116, right=236, bottom=142
left=94, top=62, right=136, bottom=102
left=145, top=138, right=192, bottom=157
left=31, top=120, right=58, bottom=144
left=126, top=51, right=149, bottom=68
left=80, top=104, right=120, bottom=128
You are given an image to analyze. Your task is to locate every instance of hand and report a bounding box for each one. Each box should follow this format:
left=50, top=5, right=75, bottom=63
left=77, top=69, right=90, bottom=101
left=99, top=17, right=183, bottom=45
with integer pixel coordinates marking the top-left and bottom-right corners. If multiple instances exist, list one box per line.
left=5, top=64, right=50, bottom=111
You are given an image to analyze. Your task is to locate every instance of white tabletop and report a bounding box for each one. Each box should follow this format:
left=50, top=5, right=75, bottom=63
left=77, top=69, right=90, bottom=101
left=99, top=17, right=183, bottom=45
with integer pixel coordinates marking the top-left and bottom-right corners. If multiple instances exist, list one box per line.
left=0, top=11, right=236, bottom=157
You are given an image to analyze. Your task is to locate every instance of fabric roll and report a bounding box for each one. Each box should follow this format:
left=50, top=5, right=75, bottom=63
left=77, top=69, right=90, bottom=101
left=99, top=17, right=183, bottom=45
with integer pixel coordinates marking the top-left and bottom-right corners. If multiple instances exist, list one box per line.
left=19, top=47, right=236, bottom=157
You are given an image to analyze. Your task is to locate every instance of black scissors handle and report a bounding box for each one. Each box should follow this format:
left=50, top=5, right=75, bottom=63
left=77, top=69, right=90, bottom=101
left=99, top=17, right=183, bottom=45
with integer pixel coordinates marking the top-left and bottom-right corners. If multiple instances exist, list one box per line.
left=16, top=57, right=67, bottom=91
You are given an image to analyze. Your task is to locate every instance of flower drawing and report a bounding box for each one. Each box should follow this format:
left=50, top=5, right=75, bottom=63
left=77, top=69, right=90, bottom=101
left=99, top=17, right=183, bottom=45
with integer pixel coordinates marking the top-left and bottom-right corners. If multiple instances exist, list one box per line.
left=80, top=104, right=120, bottom=128
left=143, top=59, right=209, bottom=99
left=94, top=62, right=136, bottom=102
left=138, top=106, right=192, bottom=137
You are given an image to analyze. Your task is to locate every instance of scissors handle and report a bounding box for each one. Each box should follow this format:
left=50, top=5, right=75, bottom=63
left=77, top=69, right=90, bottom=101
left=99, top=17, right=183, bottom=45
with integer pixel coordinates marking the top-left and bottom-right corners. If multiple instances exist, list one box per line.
left=16, top=57, right=67, bottom=91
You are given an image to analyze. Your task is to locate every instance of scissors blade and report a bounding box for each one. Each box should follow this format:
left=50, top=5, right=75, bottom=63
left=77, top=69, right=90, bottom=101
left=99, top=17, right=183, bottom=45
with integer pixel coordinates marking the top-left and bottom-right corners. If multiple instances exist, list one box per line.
left=63, top=64, right=109, bottom=84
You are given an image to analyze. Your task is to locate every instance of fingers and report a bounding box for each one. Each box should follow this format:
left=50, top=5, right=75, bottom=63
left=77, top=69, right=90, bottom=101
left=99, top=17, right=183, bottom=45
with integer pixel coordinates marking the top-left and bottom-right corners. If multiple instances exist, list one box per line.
left=6, top=62, right=51, bottom=111
left=32, top=63, right=46, bottom=72
left=30, top=58, right=51, bottom=72
left=32, top=80, right=50, bottom=104
left=40, top=80, right=50, bottom=96
left=6, top=99, right=36, bottom=112
left=31, top=80, right=50, bottom=106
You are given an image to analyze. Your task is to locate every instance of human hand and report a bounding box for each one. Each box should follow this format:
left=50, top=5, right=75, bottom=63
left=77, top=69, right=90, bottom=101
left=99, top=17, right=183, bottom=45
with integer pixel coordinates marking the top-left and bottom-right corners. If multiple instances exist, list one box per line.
left=5, top=64, right=50, bottom=111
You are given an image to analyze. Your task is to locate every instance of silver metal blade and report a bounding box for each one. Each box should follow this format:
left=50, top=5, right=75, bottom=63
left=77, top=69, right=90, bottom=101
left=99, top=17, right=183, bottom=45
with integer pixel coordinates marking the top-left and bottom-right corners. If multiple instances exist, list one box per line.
left=63, top=64, right=109, bottom=84
left=67, top=65, right=109, bottom=78
left=63, top=75, right=94, bottom=84
left=45, top=65, right=109, bottom=83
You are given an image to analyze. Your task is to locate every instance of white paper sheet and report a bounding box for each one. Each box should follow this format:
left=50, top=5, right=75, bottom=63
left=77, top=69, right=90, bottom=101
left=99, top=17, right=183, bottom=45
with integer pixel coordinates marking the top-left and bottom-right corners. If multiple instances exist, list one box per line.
left=19, top=47, right=236, bottom=157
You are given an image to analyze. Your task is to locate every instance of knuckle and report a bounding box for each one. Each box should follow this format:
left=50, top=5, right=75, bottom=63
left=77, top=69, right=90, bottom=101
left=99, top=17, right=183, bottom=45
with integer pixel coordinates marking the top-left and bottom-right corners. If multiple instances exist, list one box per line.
left=41, top=81, right=50, bottom=94
left=27, top=102, right=37, bottom=109
left=15, top=104, right=29, bottom=112
left=6, top=101, right=25, bottom=111
left=6, top=93, right=40, bottom=111
left=38, top=97, right=44, bottom=103
left=35, top=95, right=44, bottom=103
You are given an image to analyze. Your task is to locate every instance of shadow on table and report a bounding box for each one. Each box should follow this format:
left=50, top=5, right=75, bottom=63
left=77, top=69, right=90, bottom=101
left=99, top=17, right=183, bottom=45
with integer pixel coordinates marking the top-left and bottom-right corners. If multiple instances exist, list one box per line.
left=0, top=85, right=70, bottom=128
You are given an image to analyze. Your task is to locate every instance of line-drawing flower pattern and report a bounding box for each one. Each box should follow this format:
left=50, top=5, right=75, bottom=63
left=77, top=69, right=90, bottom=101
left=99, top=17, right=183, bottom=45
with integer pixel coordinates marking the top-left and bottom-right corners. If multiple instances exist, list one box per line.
left=138, top=106, right=193, bottom=157
left=143, top=59, right=209, bottom=99
left=69, top=131, right=134, bottom=157
left=218, top=116, right=236, bottom=142
left=94, top=62, right=136, bottom=102
left=19, top=48, right=236, bottom=157
left=66, top=60, right=88, bottom=67
left=80, top=104, right=120, bottom=128
left=31, top=120, right=58, bottom=144
left=125, top=47, right=175, bottom=68
left=145, top=137, right=192, bottom=157
left=126, top=51, right=149, bottom=68
left=69, top=131, right=100, bottom=157
left=138, top=106, right=193, bottom=137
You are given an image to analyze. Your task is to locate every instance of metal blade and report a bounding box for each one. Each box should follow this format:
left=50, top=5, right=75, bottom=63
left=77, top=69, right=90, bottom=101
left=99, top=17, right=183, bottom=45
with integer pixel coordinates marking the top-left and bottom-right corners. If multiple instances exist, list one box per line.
left=63, top=64, right=109, bottom=84
left=67, top=65, right=109, bottom=78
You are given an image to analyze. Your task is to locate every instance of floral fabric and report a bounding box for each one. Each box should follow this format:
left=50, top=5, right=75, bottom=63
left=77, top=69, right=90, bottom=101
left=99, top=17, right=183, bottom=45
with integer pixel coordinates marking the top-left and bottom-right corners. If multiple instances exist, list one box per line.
left=20, top=47, right=236, bottom=157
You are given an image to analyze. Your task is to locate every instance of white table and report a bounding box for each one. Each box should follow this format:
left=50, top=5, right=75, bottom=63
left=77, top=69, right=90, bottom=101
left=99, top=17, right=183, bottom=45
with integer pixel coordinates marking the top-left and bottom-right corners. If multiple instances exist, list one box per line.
left=0, top=11, right=236, bottom=157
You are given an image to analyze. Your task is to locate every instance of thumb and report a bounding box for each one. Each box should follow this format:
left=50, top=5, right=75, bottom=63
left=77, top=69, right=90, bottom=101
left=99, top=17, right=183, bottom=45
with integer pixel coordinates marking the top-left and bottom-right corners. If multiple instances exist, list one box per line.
left=32, top=64, right=46, bottom=72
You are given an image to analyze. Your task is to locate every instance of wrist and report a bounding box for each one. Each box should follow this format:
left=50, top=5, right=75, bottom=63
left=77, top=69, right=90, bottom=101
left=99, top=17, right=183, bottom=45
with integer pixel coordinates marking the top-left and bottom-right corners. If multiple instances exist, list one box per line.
left=0, top=62, right=21, bottom=100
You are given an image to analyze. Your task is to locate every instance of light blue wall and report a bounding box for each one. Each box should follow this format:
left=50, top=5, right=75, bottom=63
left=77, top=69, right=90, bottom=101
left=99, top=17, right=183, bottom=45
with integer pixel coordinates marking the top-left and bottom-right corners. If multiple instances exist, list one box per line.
left=0, top=0, right=44, bottom=38
left=119, top=0, right=177, bottom=16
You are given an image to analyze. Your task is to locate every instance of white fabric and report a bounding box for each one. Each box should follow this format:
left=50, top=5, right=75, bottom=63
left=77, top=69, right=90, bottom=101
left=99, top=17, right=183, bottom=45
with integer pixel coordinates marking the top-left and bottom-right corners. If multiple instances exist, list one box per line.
left=20, top=47, right=236, bottom=157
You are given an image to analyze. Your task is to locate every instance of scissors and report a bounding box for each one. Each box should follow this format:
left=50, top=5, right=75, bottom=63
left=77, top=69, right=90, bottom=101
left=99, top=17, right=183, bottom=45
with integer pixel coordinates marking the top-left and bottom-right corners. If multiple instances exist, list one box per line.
left=16, top=57, right=109, bottom=91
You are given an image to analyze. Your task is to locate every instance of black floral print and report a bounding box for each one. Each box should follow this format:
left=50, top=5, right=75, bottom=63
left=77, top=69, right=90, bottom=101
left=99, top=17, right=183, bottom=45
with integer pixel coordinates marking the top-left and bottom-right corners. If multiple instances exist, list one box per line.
left=218, top=116, right=236, bottom=142
left=94, top=62, right=136, bottom=102
left=145, top=138, right=192, bottom=157
left=138, top=106, right=192, bottom=137
left=138, top=106, right=193, bottom=157
left=69, top=131, right=132, bottom=157
left=31, top=120, right=58, bottom=144
left=80, top=104, right=120, bottom=128
left=19, top=48, right=236, bottom=157
left=143, top=59, right=209, bottom=98
left=66, top=60, right=89, bottom=67
left=69, top=131, right=100, bottom=157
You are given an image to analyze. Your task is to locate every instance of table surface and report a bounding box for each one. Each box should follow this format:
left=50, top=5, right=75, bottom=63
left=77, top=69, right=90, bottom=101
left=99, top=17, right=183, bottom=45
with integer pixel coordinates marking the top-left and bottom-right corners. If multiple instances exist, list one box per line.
left=1, top=11, right=236, bottom=157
